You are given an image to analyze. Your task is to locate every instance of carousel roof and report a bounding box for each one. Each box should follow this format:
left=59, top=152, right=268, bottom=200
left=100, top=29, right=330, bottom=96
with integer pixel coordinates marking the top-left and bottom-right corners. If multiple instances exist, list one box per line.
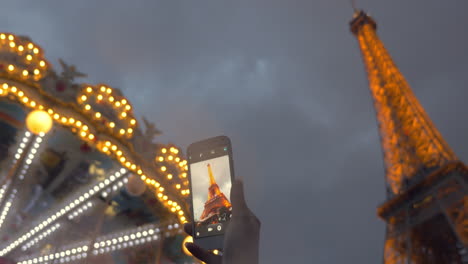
left=0, top=33, right=193, bottom=263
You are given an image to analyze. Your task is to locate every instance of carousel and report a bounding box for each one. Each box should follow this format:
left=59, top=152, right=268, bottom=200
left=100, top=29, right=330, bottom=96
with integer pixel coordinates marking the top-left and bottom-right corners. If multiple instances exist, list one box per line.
left=0, top=33, right=195, bottom=263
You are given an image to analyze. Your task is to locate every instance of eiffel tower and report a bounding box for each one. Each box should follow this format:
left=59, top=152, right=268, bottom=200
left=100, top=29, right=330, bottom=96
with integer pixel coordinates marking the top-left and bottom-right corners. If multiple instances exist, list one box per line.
left=199, top=164, right=231, bottom=224
left=350, top=10, right=468, bottom=263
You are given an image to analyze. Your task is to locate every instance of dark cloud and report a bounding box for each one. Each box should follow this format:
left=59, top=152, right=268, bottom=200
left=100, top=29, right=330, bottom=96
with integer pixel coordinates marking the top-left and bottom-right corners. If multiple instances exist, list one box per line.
left=3, top=0, right=468, bottom=263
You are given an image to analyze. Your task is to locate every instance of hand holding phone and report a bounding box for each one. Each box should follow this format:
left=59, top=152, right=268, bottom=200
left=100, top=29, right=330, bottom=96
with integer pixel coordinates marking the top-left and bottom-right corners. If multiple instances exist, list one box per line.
left=186, top=136, right=260, bottom=264
left=184, top=179, right=260, bottom=264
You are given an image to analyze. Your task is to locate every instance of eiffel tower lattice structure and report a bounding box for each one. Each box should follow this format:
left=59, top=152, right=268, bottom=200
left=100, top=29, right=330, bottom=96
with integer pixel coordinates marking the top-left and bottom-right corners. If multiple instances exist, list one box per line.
left=350, top=10, right=468, bottom=264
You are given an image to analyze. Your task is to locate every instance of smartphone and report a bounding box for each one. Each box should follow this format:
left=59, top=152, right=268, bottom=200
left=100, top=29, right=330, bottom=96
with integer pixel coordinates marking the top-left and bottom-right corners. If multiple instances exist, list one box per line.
left=187, top=135, right=234, bottom=251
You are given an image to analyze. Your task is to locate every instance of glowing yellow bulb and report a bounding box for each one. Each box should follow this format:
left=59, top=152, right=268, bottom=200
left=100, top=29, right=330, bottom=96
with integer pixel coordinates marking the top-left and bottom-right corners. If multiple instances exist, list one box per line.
left=105, top=141, right=111, bottom=147
left=159, top=187, right=164, bottom=192
left=95, top=112, right=101, bottom=118
left=102, top=146, right=109, bottom=152
left=120, top=157, right=126, bottom=162
left=8, top=35, right=13, bottom=41
left=176, top=184, right=181, bottom=189
left=178, top=211, right=184, bottom=215
left=130, top=119, right=136, bottom=125
left=8, top=65, right=14, bottom=71
left=88, top=134, right=95, bottom=140
left=168, top=156, right=173, bottom=161
left=0, top=34, right=5, bottom=39
left=115, top=102, right=121, bottom=107
left=22, top=97, right=29, bottom=103
left=26, top=55, right=32, bottom=61
left=122, top=99, right=127, bottom=105
left=167, top=174, right=173, bottom=180
left=125, top=161, right=131, bottom=167
left=116, top=150, right=122, bottom=156
left=69, top=118, right=75, bottom=124
left=125, top=105, right=131, bottom=110
left=18, top=45, right=24, bottom=51
left=27, top=43, right=33, bottom=49
left=26, top=110, right=53, bottom=135
left=119, top=129, right=125, bottom=135
left=181, top=216, right=186, bottom=222
left=86, top=87, right=93, bottom=93
left=53, top=114, right=60, bottom=120
left=109, top=122, right=115, bottom=128
left=158, top=157, right=164, bottom=162
left=39, top=61, right=46, bottom=67
left=157, top=193, right=163, bottom=198
left=80, top=131, right=87, bottom=137
left=145, top=179, right=151, bottom=184
left=30, top=101, right=36, bottom=107
left=10, top=86, right=17, bottom=92
left=163, top=195, right=168, bottom=200
left=181, top=173, right=187, bottom=178
left=22, top=70, right=28, bottom=76
left=33, top=48, right=39, bottom=54
left=161, top=166, right=166, bottom=172
left=111, top=145, right=117, bottom=151
left=81, top=95, right=87, bottom=101
left=9, top=42, right=15, bottom=48
left=131, top=164, right=136, bottom=170
left=175, top=157, right=180, bottom=162
left=18, top=91, right=24, bottom=97
left=83, top=125, right=89, bottom=131
left=127, top=128, right=133, bottom=134
left=181, top=190, right=186, bottom=195
left=109, top=96, right=114, bottom=102
left=61, top=117, right=67, bottom=123
left=97, top=94, right=103, bottom=100
left=138, top=170, right=143, bottom=175
left=106, top=88, right=112, bottom=94
left=121, top=112, right=127, bottom=118
left=75, top=121, right=82, bottom=127
left=84, top=104, right=91, bottom=110
left=100, top=86, right=106, bottom=92
left=162, top=148, right=167, bottom=153
left=171, top=207, right=176, bottom=212
left=213, top=250, right=220, bottom=255
left=33, top=69, right=40, bottom=75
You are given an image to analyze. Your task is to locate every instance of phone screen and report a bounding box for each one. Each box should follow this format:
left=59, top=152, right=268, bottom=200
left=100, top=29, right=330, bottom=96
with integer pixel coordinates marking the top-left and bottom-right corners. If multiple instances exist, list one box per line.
left=189, top=145, right=232, bottom=238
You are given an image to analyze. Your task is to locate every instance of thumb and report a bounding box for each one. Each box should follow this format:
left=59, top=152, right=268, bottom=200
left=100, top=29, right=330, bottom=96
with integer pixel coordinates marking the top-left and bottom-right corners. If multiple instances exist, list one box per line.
left=230, top=179, right=249, bottom=215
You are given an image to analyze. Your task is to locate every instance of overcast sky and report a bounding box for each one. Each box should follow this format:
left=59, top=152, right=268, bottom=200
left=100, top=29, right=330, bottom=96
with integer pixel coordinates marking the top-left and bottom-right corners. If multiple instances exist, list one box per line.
left=2, top=1, right=468, bottom=263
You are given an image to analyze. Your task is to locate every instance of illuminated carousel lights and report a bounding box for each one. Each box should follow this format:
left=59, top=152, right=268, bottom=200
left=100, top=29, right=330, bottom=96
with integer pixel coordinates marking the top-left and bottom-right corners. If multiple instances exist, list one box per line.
left=13, top=131, right=32, bottom=163
left=0, top=33, right=48, bottom=81
left=0, top=169, right=127, bottom=256
left=17, top=245, right=89, bottom=264
left=101, top=175, right=128, bottom=198
left=92, top=227, right=161, bottom=256
left=67, top=202, right=93, bottom=220
left=18, top=133, right=44, bottom=180
left=0, top=183, right=10, bottom=208
left=155, top=146, right=190, bottom=197
left=0, top=189, right=16, bottom=230
left=77, top=85, right=137, bottom=138
left=2, top=81, right=187, bottom=225
left=21, top=223, right=61, bottom=251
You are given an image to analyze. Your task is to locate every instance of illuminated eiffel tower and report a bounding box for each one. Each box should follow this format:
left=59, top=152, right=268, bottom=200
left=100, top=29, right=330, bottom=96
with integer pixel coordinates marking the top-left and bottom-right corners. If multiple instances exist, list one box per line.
left=199, top=164, right=231, bottom=224
left=350, top=10, right=468, bottom=263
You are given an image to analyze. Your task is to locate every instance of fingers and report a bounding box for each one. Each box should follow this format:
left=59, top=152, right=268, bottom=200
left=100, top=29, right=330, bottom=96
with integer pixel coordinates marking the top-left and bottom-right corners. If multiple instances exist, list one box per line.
left=231, top=179, right=249, bottom=215
left=183, top=223, right=193, bottom=236
left=185, top=242, right=222, bottom=264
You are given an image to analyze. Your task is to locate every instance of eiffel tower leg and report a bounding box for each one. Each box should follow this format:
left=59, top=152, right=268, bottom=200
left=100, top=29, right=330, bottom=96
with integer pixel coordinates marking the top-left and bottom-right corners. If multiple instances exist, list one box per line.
left=383, top=209, right=411, bottom=264
left=435, top=176, right=468, bottom=248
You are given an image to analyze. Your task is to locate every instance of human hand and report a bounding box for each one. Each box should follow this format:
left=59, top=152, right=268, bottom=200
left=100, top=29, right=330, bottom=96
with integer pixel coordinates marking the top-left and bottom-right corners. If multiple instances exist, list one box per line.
left=184, top=179, right=260, bottom=264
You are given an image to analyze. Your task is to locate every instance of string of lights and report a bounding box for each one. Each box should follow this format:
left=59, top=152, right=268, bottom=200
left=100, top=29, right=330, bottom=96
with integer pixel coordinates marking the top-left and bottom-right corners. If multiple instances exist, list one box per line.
left=21, top=223, right=61, bottom=251
left=17, top=223, right=182, bottom=264
left=0, top=168, right=128, bottom=256
left=0, top=189, right=16, bottom=230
